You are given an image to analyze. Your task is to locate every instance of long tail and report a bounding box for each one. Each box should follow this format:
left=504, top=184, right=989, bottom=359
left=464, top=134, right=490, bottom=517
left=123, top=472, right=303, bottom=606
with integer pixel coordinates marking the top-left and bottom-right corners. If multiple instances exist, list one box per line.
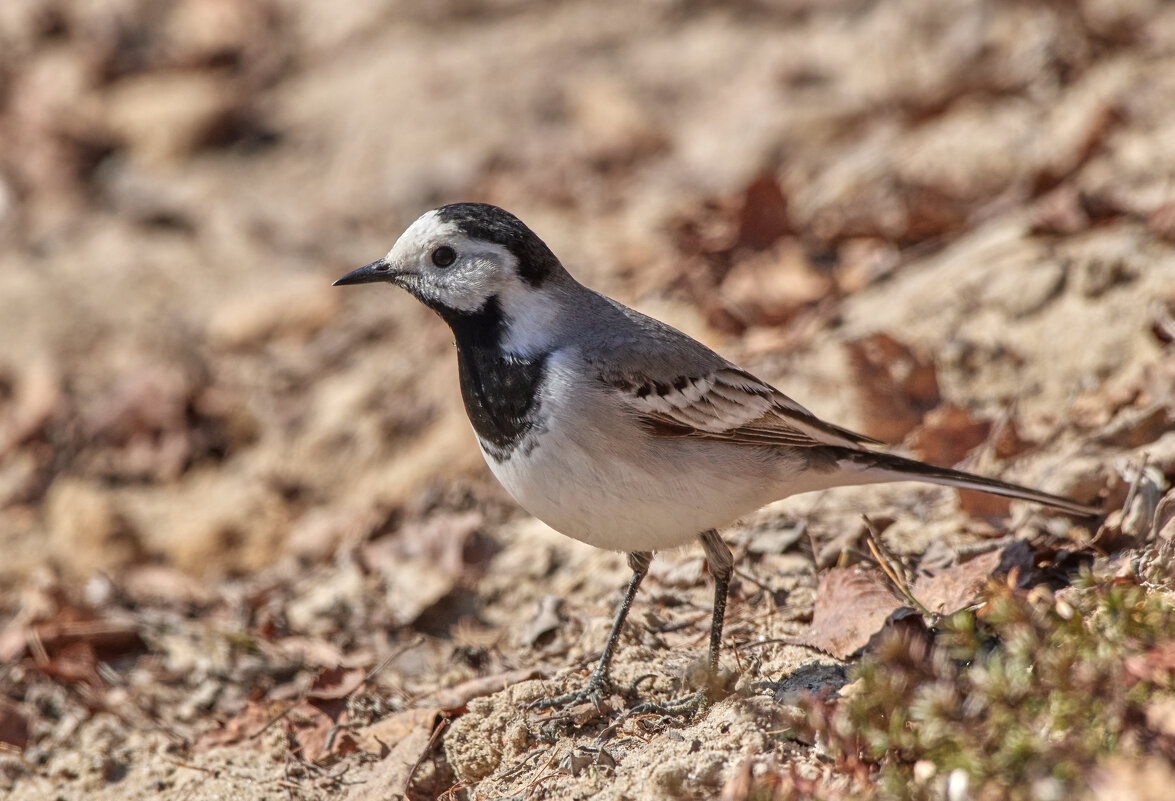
left=829, top=448, right=1099, bottom=517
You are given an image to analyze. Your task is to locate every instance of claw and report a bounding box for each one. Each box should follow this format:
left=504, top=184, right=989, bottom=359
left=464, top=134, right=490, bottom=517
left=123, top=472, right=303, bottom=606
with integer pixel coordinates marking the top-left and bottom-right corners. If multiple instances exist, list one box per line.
left=527, top=672, right=612, bottom=713
left=627, top=691, right=705, bottom=720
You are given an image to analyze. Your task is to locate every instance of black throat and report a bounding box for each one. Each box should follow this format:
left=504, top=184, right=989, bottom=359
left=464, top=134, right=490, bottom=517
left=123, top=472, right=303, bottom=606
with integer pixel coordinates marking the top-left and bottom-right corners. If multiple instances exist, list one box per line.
left=435, top=298, right=548, bottom=462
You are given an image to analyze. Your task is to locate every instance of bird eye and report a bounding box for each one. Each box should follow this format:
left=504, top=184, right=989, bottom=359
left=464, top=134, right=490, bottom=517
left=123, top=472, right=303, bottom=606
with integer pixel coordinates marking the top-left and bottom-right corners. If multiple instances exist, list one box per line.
left=431, top=245, right=456, bottom=268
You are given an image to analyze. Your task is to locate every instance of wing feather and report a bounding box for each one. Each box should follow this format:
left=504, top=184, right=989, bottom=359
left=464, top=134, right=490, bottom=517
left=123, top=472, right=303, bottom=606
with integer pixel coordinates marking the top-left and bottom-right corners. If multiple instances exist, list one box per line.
left=603, top=365, right=881, bottom=449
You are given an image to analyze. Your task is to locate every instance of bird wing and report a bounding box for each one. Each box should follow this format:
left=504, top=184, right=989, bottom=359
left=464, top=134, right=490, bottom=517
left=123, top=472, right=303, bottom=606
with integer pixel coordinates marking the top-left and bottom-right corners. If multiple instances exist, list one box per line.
left=576, top=292, right=880, bottom=450
left=601, top=364, right=882, bottom=450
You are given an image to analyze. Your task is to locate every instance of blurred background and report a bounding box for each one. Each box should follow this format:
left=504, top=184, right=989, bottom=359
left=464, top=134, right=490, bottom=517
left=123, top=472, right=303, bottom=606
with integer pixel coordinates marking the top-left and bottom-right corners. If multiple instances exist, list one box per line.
left=3, top=0, right=1172, bottom=583
left=1, top=0, right=1175, bottom=795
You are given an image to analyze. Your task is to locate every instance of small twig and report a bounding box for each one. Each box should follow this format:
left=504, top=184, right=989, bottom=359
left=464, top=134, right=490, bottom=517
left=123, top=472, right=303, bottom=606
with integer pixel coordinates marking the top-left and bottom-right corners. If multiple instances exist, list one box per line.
left=522, top=747, right=562, bottom=796
left=740, top=637, right=792, bottom=650
left=355, top=635, right=424, bottom=697
left=27, top=627, right=49, bottom=667
left=495, top=747, right=550, bottom=782
left=862, top=515, right=935, bottom=621
left=1092, top=453, right=1149, bottom=546
left=734, top=567, right=785, bottom=596
left=1121, top=453, right=1150, bottom=518
left=403, top=716, right=448, bottom=797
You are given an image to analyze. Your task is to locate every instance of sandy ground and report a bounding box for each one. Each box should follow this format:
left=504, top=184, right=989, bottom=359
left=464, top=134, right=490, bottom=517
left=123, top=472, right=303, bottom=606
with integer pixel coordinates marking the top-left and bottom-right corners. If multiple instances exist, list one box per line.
left=2, top=0, right=1175, bottom=799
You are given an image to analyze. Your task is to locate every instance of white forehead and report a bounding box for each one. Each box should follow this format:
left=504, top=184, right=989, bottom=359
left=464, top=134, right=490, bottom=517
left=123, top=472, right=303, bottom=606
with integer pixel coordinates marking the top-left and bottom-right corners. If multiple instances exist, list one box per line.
left=385, top=210, right=458, bottom=260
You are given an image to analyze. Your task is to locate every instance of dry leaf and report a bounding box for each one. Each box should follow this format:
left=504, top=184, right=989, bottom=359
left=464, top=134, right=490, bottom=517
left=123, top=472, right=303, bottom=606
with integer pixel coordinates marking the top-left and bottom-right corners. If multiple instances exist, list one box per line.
left=735, top=173, right=791, bottom=250
left=356, top=707, right=441, bottom=755
left=194, top=700, right=275, bottom=751
left=957, top=489, right=1013, bottom=520
left=991, top=414, right=1035, bottom=460
left=0, top=698, right=29, bottom=752
left=306, top=666, right=366, bottom=700
left=288, top=698, right=345, bottom=763
left=719, top=240, right=833, bottom=328
left=349, top=709, right=443, bottom=801
left=362, top=511, right=488, bottom=627
left=906, top=403, right=991, bottom=467
left=792, top=568, right=904, bottom=659
left=845, top=333, right=940, bottom=442
left=911, top=541, right=1033, bottom=615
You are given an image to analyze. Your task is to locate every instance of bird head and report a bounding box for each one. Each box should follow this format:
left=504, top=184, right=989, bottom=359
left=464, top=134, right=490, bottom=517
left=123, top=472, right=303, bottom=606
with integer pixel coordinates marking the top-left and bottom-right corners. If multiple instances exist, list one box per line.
left=333, top=203, right=569, bottom=323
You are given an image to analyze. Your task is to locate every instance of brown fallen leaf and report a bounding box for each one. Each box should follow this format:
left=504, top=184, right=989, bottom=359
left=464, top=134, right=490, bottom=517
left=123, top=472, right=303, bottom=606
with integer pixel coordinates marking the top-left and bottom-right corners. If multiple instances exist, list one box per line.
left=735, top=173, right=791, bottom=250
left=957, top=488, right=1013, bottom=520
left=0, top=698, right=29, bottom=752
left=194, top=700, right=275, bottom=751
left=431, top=667, right=542, bottom=713
left=306, top=666, right=366, bottom=700
left=906, top=403, right=991, bottom=467
left=719, top=240, right=834, bottom=328
left=991, top=413, right=1036, bottom=460
left=356, top=707, right=442, bottom=755
left=844, top=333, right=940, bottom=443
left=289, top=697, right=346, bottom=763
left=911, top=541, right=1034, bottom=616
left=348, top=709, right=444, bottom=801
left=1095, top=406, right=1174, bottom=450
left=362, top=511, right=488, bottom=627
left=791, top=568, right=904, bottom=659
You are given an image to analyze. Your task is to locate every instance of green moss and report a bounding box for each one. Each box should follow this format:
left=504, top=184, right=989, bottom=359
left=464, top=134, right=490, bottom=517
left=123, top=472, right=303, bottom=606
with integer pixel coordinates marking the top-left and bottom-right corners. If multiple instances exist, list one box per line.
left=792, top=552, right=1175, bottom=801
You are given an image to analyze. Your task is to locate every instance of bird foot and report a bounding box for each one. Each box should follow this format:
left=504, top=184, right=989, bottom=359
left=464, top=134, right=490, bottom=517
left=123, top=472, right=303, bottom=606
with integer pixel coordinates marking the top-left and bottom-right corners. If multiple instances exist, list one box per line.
left=626, top=691, right=706, bottom=720
left=527, top=672, right=613, bottom=714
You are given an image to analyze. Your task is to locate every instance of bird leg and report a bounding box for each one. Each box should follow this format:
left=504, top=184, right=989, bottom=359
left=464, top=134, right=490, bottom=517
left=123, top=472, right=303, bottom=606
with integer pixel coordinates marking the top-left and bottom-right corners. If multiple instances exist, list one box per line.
left=530, top=550, right=652, bottom=711
left=699, top=529, right=734, bottom=679
left=623, top=530, right=735, bottom=721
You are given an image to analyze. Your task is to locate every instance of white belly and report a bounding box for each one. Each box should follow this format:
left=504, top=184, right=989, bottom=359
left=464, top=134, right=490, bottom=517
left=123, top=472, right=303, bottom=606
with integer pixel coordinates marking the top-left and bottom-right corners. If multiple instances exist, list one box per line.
left=479, top=409, right=808, bottom=553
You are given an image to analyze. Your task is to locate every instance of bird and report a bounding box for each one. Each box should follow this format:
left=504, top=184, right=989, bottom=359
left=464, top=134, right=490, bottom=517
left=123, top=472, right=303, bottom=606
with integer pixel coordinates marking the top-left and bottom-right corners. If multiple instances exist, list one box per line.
left=333, top=202, right=1097, bottom=712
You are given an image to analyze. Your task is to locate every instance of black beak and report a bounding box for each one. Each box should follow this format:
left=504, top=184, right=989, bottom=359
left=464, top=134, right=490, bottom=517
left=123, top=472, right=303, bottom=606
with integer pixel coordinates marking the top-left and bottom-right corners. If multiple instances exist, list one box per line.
left=332, top=259, right=393, bottom=287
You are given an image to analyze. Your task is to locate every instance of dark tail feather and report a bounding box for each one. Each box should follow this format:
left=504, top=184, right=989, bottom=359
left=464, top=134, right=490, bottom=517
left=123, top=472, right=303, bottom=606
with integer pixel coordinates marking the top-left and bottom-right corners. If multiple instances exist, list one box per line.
left=830, top=448, right=1099, bottom=517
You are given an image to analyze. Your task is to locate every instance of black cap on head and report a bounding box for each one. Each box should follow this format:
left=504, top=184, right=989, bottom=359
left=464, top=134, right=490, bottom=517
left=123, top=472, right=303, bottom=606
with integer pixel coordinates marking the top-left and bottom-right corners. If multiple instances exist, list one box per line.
left=434, top=203, right=561, bottom=287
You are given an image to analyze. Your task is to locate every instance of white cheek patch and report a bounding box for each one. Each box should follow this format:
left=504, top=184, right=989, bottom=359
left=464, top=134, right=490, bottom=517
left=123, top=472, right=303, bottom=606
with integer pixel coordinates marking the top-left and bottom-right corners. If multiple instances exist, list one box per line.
left=435, top=262, right=499, bottom=313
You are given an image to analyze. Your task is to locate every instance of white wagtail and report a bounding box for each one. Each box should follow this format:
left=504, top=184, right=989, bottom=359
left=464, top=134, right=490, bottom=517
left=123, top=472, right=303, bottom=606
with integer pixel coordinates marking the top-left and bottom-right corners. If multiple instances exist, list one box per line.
left=334, top=203, right=1096, bottom=710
